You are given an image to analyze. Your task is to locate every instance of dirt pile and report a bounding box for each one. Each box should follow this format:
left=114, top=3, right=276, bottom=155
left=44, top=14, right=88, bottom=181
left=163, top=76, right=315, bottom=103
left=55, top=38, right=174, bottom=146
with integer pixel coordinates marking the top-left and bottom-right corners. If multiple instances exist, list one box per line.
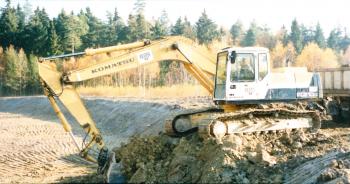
left=114, top=128, right=350, bottom=183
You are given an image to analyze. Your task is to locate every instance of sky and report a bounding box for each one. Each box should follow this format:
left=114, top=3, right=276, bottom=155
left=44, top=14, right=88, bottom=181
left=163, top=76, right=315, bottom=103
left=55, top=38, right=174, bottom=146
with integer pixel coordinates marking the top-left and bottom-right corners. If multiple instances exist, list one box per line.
left=3, top=0, right=350, bottom=35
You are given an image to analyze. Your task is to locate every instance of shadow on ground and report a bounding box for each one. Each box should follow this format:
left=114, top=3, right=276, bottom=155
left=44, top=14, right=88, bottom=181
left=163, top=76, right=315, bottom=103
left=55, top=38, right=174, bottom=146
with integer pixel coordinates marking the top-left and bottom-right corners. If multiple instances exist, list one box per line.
left=56, top=154, right=104, bottom=183
left=321, top=119, right=350, bottom=129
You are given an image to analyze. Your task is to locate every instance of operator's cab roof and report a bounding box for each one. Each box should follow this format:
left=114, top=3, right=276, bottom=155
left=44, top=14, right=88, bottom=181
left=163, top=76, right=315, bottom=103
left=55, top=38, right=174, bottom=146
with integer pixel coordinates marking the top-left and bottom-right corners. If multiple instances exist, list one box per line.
left=221, top=47, right=269, bottom=53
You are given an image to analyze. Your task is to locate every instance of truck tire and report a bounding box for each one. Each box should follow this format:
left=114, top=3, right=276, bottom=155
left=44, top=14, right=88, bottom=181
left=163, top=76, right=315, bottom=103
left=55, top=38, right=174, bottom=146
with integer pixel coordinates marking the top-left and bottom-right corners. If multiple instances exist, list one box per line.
left=324, top=99, right=342, bottom=123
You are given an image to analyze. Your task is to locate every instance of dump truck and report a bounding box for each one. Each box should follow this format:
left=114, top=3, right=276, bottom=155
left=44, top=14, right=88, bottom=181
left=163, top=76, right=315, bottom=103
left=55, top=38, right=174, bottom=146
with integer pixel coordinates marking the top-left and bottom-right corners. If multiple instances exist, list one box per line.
left=38, top=36, right=322, bottom=182
left=316, top=65, right=350, bottom=121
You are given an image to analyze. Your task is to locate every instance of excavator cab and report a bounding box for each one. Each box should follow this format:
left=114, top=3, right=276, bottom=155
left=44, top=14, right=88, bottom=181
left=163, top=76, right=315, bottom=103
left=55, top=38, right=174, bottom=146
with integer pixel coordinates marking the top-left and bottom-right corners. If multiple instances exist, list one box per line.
left=214, top=47, right=270, bottom=103
left=214, top=47, right=322, bottom=105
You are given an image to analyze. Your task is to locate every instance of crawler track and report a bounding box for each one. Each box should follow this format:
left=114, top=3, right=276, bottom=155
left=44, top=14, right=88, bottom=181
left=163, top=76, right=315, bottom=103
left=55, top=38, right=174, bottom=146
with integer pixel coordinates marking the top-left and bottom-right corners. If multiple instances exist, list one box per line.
left=166, top=104, right=321, bottom=139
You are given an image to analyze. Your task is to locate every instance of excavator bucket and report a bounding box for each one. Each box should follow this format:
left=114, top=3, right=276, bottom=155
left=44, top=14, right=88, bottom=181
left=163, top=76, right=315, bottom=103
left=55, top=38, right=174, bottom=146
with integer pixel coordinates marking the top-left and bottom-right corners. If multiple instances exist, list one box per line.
left=102, top=152, right=126, bottom=183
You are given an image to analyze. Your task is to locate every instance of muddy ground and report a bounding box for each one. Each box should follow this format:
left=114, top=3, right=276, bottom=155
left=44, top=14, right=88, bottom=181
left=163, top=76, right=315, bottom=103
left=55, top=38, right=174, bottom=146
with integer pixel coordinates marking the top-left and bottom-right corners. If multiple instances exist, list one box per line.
left=0, top=96, right=349, bottom=183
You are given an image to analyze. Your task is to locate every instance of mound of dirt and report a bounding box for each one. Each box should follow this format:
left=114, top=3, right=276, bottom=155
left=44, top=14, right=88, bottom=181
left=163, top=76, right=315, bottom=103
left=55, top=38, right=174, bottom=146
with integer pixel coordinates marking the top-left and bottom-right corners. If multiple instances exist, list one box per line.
left=113, top=129, right=350, bottom=183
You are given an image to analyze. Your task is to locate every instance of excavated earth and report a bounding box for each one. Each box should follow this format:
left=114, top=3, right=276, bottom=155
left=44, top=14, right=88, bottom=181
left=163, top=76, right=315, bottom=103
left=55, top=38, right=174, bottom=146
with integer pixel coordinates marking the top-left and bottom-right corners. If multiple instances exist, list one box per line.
left=0, top=96, right=349, bottom=183
left=115, top=128, right=350, bottom=183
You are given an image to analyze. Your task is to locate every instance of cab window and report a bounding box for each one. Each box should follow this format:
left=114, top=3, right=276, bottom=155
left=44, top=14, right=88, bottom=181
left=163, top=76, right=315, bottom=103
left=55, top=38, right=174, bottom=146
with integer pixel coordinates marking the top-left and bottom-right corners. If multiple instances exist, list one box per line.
left=258, top=53, right=268, bottom=80
left=214, top=52, right=228, bottom=99
left=230, top=53, right=255, bottom=82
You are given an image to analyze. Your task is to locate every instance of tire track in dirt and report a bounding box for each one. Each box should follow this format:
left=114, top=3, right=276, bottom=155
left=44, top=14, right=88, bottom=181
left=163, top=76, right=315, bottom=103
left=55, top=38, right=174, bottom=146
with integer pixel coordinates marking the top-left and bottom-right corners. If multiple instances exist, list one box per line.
left=0, top=112, right=96, bottom=183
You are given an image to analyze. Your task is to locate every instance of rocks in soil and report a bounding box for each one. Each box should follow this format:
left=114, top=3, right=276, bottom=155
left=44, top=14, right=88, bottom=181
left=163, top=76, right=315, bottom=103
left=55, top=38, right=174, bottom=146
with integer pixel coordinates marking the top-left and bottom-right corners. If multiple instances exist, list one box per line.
left=113, top=129, right=349, bottom=183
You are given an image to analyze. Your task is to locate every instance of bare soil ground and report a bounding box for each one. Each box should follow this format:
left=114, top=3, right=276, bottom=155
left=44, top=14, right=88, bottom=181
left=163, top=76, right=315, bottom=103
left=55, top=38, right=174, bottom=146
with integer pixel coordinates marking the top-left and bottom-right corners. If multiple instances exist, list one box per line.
left=115, top=124, right=350, bottom=183
left=0, top=96, right=349, bottom=183
left=0, top=112, right=99, bottom=183
left=0, top=96, right=211, bottom=183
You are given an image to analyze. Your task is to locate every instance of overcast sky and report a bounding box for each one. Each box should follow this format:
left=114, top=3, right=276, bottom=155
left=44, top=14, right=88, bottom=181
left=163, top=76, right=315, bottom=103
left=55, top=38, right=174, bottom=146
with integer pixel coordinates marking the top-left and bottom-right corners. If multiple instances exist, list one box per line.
left=3, top=0, right=350, bottom=35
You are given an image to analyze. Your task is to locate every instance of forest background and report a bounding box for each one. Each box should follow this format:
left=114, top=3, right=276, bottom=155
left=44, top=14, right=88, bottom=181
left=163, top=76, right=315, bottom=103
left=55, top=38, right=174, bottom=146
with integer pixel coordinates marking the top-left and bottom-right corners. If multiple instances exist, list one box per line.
left=0, top=0, right=349, bottom=97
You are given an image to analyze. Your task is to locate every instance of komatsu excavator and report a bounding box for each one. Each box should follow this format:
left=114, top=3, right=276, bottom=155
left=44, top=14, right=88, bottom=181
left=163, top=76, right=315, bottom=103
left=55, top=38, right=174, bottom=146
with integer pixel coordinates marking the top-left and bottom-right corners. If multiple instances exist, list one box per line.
left=38, top=36, right=322, bottom=182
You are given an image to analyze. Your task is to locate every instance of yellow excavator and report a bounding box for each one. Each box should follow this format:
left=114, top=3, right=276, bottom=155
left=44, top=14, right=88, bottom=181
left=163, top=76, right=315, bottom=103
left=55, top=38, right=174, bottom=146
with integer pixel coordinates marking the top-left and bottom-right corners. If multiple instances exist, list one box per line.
left=38, top=36, right=322, bottom=182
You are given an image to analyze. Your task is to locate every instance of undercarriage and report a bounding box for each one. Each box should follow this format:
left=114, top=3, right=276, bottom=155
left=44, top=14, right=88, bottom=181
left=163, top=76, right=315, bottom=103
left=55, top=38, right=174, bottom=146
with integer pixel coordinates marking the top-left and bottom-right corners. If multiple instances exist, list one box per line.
left=165, top=103, right=322, bottom=139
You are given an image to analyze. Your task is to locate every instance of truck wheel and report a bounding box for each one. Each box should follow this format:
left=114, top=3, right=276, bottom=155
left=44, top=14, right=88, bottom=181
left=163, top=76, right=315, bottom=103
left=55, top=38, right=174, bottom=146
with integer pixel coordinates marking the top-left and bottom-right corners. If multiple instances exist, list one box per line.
left=325, top=99, right=342, bottom=123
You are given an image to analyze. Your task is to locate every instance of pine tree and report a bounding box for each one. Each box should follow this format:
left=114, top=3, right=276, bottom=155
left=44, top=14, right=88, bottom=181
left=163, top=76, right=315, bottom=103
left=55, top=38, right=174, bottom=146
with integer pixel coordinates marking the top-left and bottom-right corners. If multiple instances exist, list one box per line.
left=68, top=11, right=88, bottom=52
left=230, top=20, right=243, bottom=45
left=340, top=34, right=350, bottom=52
left=25, top=8, right=50, bottom=56
left=102, top=11, right=118, bottom=46
left=135, top=13, right=151, bottom=40
left=15, top=4, right=25, bottom=48
left=183, top=17, right=196, bottom=40
left=151, top=10, right=169, bottom=39
left=241, top=22, right=257, bottom=46
left=290, top=19, right=303, bottom=53
left=159, top=10, right=169, bottom=34
left=15, top=5, right=25, bottom=31
left=314, top=23, right=326, bottom=48
left=81, top=8, right=102, bottom=48
left=241, top=29, right=256, bottom=46
left=113, top=8, right=126, bottom=43
left=133, top=0, right=146, bottom=15
left=22, top=0, right=32, bottom=23
left=195, top=10, right=219, bottom=45
left=300, top=25, right=314, bottom=48
left=277, top=25, right=289, bottom=46
left=125, top=14, right=137, bottom=42
left=327, top=28, right=342, bottom=51
left=48, top=20, right=60, bottom=55
left=0, top=0, right=18, bottom=47
left=126, top=0, right=150, bottom=42
left=151, top=20, right=167, bottom=39
left=56, top=10, right=88, bottom=52
left=106, top=8, right=126, bottom=45
left=102, top=8, right=126, bottom=46
left=171, top=17, right=185, bottom=36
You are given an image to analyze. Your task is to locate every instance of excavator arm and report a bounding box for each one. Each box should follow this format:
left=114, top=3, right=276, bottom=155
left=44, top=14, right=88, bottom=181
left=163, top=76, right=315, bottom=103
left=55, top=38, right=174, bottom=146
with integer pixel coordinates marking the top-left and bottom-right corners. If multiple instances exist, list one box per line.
left=62, top=36, right=216, bottom=92
left=37, top=36, right=217, bottom=181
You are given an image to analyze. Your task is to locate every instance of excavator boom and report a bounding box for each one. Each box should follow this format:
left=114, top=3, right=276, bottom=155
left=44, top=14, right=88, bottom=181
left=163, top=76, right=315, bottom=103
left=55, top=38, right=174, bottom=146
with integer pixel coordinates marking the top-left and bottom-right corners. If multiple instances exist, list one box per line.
left=38, top=36, right=218, bottom=182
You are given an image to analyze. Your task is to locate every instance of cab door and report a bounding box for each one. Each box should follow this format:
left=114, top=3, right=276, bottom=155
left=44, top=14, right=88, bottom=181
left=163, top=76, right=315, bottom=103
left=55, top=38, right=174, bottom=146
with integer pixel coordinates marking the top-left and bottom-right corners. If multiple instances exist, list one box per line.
left=214, top=51, right=228, bottom=100
left=227, top=53, right=257, bottom=101
left=255, top=53, right=270, bottom=99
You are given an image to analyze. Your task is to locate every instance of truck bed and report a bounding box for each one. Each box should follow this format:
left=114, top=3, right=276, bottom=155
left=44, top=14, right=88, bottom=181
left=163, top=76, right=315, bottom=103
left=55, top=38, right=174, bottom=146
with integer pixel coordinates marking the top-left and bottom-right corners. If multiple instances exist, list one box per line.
left=316, top=67, right=350, bottom=97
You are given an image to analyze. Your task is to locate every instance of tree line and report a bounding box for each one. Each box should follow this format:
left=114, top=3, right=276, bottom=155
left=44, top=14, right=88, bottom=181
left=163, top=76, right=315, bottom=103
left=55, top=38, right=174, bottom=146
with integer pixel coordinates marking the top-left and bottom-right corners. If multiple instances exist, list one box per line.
left=0, top=0, right=350, bottom=96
